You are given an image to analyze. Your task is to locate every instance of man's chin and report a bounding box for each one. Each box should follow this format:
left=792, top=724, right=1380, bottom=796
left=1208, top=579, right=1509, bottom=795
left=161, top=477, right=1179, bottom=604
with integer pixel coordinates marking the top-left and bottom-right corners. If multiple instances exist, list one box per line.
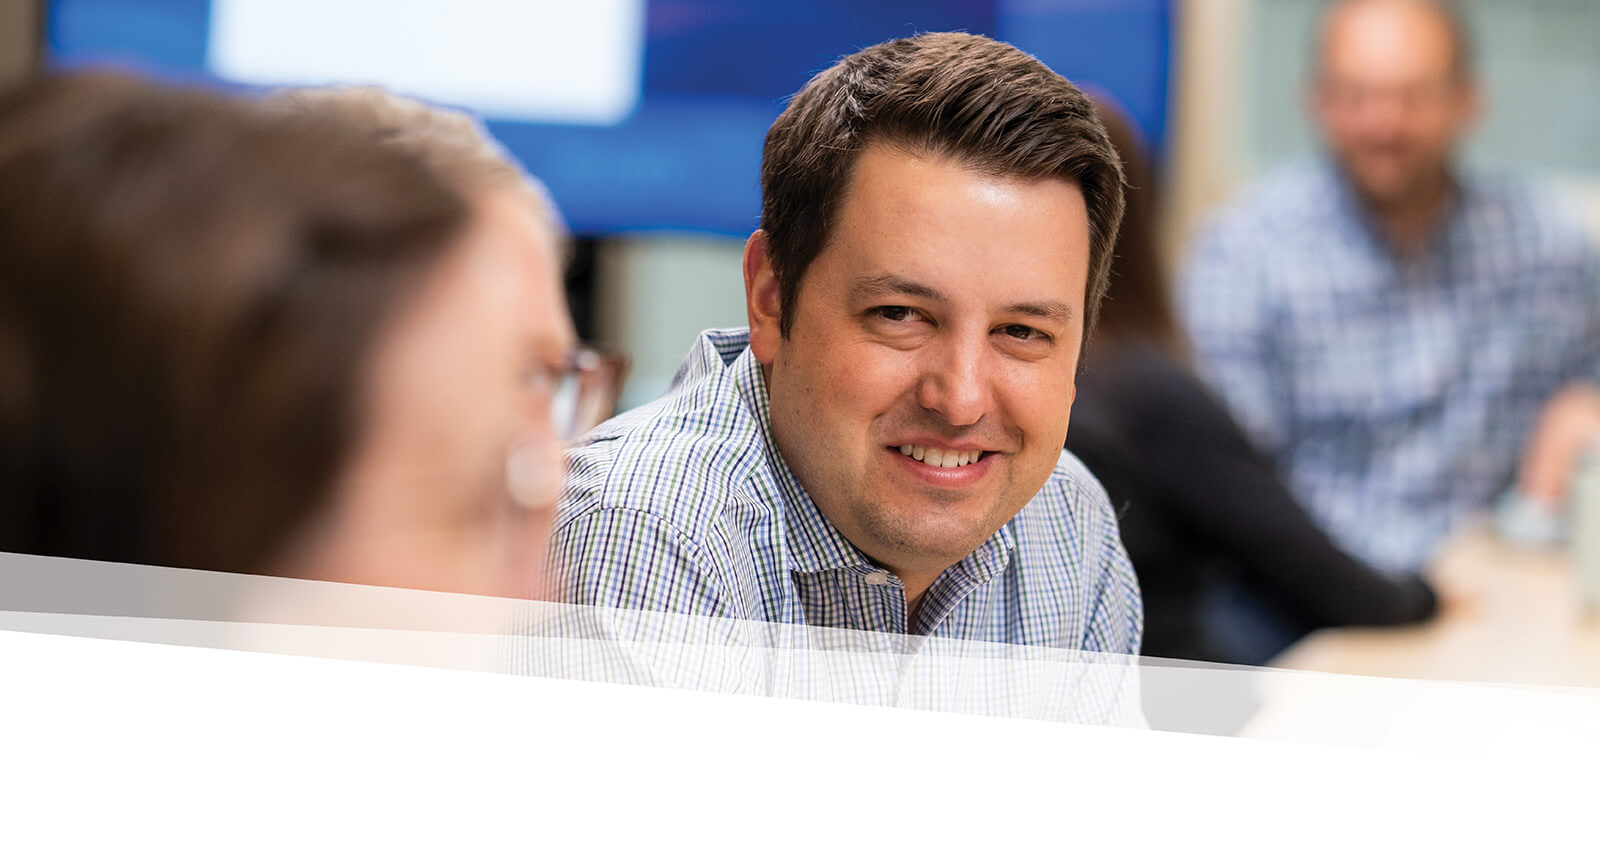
left=1343, top=160, right=1432, bottom=207
left=853, top=504, right=998, bottom=566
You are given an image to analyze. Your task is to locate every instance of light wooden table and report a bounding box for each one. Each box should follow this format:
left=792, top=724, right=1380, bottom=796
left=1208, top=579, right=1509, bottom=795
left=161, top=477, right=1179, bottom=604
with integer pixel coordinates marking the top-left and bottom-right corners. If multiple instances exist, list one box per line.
left=1269, top=524, right=1600, bottom=688
left=1234, top=526, right=1600, bottom=752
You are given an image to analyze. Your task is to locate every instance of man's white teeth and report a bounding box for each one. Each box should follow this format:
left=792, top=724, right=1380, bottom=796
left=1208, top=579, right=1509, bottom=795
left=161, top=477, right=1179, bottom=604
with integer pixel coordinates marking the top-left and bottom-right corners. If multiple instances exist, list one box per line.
left=897, top=444, right=983, bottom=466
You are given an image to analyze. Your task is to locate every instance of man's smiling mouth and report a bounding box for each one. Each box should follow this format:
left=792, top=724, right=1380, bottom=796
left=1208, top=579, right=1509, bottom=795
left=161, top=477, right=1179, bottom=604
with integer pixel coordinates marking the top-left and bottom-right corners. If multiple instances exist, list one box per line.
left=896, top=444, right=986, bottom=467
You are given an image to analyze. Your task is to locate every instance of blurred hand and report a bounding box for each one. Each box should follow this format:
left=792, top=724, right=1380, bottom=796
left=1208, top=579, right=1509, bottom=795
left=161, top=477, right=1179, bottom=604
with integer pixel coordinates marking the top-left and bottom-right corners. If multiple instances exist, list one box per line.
left=1516, top=383, right=1600, bottom=505
left=1426, top=571, right=1480, bottom=619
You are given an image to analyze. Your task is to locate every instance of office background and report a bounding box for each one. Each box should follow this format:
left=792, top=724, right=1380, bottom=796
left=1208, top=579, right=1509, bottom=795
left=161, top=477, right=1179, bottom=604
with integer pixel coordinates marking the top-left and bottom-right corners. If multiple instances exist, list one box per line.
left=4, top=0, right=1597, bottom=408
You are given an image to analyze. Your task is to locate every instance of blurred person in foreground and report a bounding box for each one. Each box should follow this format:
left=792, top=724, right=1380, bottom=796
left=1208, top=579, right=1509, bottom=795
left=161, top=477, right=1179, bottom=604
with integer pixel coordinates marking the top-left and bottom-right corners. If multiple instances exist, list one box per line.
left=548, top=33, right=1142, bottom=653
left=1068, top=97, right=1436, bottom=666
left=1180, top=0, right=1600, bottom=577
left=0, top=73, right=596, bottom=598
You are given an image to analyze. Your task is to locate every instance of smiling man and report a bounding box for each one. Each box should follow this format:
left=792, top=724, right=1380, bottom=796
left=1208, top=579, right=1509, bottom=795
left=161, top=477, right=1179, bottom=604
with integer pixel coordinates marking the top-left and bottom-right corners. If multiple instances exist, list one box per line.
left=547, top=33, right=1140, bottom=652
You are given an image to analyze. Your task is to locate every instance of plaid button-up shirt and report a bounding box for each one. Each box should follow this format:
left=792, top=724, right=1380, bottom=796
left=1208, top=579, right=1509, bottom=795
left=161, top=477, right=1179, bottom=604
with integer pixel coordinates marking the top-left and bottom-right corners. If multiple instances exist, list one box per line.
left=1181, top=160, right=1600, bottom=574
left=546, top=328, right=1142, bottom=655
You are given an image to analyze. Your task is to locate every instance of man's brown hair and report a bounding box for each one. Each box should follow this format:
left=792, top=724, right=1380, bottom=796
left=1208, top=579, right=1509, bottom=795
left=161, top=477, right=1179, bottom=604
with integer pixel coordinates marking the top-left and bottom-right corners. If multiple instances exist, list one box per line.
left=759, top=32, right=1126, bottom=355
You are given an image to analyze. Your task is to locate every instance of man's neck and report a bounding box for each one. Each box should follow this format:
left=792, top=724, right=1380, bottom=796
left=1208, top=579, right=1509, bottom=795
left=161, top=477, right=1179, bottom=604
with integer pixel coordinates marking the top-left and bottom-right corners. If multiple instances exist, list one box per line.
left=896, top=567, right=940, bottom=606
left=863, top=559, right=944, bottom=630
left=897, top=568, right=940, bottom=631
left=1360, top=171, right=1457, bottom=257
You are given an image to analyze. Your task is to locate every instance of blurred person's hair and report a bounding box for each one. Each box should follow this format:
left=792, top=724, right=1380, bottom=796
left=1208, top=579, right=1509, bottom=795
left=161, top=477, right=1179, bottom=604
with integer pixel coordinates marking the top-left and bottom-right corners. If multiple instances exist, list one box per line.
left=0, top=72, right=470, bottom=573
left=1082, top=94, right=1188, bottom=363
left=264, top=85, right=566, bottom=240
left=759, top=31, right=1126, bottom=353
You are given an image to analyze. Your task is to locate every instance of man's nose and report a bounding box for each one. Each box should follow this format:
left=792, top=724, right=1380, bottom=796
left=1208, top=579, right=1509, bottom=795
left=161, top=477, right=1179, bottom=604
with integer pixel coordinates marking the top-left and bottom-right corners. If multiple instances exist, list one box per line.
left=1353, top=89, right=1411, bottom=138
left=914, top=335, right=994, bottom=427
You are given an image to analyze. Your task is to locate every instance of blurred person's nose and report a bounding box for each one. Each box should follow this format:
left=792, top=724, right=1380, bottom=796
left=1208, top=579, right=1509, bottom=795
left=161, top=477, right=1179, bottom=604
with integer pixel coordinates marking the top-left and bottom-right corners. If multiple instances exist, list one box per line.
left=1344, top=84, right=1438, bottom=141
left=913, top=330, right=995, bottom=428
left=1360, top=97, right=1409, bottom=141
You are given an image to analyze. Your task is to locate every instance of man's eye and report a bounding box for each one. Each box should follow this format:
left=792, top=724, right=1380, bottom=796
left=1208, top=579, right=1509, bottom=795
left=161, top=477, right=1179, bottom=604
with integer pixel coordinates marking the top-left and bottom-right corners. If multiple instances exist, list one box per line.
left=875, top=306, right=920, bottom=322
left=1000, top=324, right=1049, bottom=342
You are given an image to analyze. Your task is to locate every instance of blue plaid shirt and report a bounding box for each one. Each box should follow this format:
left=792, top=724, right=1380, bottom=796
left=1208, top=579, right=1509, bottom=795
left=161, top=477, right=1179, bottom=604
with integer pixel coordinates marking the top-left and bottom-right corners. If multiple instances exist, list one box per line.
left=546, top=328, right=1143, bottom=654
left=1180, top=160, right=1600, bottom=573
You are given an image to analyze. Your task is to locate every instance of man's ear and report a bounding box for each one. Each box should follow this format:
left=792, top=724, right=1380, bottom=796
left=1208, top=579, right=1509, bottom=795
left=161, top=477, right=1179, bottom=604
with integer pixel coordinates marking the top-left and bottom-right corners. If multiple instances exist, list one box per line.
left=743, top=230, right=784, bottom=364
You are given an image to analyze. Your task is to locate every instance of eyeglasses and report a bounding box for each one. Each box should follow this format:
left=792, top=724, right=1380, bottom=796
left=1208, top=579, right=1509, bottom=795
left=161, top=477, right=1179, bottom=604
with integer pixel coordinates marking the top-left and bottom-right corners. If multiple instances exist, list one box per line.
left=507, top=347, right=624, bottom=511
left=527, top=347, right=627, bottom=443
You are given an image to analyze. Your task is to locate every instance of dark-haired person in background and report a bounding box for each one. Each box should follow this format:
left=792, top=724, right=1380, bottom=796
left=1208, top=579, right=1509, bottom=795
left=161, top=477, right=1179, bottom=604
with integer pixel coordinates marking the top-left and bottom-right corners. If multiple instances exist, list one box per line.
left=0, top=73, right=606, bottom=597
left=1067, top=97, right=1437, bottom=665
left=548, top=33, right=1141, bottom=652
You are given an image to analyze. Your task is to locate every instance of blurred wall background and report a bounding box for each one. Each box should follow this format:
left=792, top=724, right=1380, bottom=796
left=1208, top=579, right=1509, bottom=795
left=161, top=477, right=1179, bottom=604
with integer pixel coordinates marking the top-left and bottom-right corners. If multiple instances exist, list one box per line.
left=1167, top=0, right=1600, bottom=266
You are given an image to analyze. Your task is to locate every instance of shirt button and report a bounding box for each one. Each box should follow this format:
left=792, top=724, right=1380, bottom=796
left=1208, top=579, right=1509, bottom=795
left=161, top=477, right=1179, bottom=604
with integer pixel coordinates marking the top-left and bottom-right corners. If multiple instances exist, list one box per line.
left=864, top=572, right=890, bottom=586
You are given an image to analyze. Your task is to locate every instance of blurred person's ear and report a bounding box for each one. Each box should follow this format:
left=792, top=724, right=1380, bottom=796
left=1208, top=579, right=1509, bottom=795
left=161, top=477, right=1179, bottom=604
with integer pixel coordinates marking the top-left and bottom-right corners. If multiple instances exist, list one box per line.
left=1305, top=69, right=1337, bottom=127
left=744, top=230, right=784, bottom=364
left=1448, top=75, right=1483, bottom=136
left=1304, top=71, right=1346, bottom=130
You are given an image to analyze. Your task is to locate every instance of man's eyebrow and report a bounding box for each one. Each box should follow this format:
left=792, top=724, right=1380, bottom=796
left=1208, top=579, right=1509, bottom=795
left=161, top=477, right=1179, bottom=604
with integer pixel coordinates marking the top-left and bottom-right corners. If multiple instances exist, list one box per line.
left=850, top=274, right=946, bottom=303
left=1005, top=300, right=1074, bottom=325
left=851, top=274, right=1075, bottom=324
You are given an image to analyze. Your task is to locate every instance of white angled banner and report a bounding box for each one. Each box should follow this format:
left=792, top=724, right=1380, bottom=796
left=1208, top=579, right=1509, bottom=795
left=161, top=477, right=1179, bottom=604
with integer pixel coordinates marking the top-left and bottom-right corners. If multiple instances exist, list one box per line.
left=1, top=552, right=1595, bottom=857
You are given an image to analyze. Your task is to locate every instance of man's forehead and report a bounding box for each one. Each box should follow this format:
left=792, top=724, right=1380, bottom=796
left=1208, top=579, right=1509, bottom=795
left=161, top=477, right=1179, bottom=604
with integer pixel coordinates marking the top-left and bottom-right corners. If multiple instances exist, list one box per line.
left=834, top=146, right=1085, bottom=229
left=816, top=150, right=1089, bottom=296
